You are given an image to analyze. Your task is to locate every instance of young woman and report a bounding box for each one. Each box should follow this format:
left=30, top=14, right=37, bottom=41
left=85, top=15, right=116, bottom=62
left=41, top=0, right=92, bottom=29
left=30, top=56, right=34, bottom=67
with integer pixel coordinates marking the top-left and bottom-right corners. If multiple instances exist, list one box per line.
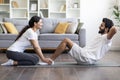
left=1, top=16, right=53, bottom=66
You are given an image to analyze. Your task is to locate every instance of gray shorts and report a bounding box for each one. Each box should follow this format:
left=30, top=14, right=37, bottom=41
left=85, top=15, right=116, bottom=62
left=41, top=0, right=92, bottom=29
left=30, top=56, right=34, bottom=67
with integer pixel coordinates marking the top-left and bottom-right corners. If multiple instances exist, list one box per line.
left=68, top=43, right=96, bottom=64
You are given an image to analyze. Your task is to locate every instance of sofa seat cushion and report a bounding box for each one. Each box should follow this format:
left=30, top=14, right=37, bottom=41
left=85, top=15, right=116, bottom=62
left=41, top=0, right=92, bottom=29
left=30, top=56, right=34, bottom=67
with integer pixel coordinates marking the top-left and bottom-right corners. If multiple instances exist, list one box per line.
left=0, top=40, right=14, bottom=48
left=0, top=34, right=17, bottom=40
left=39, top=33, right=78, bottom=41
left=38, top=41, right=79, bottom=48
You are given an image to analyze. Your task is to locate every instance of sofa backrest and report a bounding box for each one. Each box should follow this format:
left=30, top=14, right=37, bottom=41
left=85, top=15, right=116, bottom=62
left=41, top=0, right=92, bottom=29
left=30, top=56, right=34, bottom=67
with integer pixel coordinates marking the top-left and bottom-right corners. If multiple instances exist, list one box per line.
left=40, top=18, right=78, bottom=33
left=3, top=18, right=28, bottom=32
left=2, top=18, right=79, bottom=34
left=0, top=18, right=3, bottom=22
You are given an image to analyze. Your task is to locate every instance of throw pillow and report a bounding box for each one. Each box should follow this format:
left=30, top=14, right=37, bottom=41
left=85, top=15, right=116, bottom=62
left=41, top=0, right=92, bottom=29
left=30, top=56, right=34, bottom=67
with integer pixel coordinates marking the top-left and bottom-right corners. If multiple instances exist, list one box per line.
left=4, top=22, right=18, bottom=34
left=0, top=24, right=4, bottom=34
left=0, top=22, right=7, bottom=34
left=75, top=22, right=84, bottom=34
left=54, top=22, right=69, bottom=34
left=66, top=22, right=78, bottom=34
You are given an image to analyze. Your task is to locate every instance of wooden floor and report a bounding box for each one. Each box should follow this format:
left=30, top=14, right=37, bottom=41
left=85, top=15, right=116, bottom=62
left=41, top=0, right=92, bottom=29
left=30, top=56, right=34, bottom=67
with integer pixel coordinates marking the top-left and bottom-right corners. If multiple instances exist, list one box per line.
left=0, top=50, right=120, bottom=80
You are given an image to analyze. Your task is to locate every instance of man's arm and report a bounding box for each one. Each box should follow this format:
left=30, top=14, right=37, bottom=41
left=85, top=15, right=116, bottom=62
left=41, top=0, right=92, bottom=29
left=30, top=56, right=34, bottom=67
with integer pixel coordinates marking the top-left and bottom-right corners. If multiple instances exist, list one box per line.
left=107, top=26, right=117, bottom=40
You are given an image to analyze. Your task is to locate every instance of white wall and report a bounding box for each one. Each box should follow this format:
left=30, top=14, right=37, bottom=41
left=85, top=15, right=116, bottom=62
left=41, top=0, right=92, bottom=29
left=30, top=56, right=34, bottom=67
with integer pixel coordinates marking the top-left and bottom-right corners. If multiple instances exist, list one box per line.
left=80, top=0, right=120, bottom=50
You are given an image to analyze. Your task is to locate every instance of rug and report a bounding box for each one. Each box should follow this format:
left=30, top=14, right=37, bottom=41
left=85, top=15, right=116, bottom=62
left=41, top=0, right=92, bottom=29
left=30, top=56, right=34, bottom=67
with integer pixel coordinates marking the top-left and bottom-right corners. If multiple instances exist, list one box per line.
left=17, top=61, right=120, bottom=68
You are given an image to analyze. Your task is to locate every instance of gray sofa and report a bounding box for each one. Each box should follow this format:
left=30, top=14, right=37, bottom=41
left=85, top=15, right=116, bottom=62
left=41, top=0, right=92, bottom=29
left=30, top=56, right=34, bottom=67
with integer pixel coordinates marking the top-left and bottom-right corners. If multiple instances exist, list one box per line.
left=0, top=18, right=86, bottom=49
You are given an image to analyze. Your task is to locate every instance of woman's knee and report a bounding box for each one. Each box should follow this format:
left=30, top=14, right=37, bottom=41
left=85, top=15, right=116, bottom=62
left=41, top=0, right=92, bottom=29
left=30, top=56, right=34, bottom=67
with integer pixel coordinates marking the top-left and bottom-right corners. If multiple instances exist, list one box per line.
left=6, top=50, right=14, bottom=59
left=32, top=60, right=38, bottom=65
left=31, top=54, right=39, bottom=65
left=28, top=59, right=39, bottom=65
left=21, top=54, right=39, bottom=65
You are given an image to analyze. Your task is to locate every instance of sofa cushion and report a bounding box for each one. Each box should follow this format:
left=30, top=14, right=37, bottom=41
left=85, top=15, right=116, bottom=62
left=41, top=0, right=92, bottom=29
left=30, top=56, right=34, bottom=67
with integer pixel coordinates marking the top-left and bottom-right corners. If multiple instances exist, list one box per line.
left=0, top=34, right=17, bottom=40
left=41, top=18, right=55, bottom=33
left=75, top=22, right=84, bottom=34
left=39, top=33, right=78, bottom=41
left=66, top=22, right=78, bottom=34
left=4, top=22, right=18, bottom=34
left=0, top=40, right=14, bottom=48
left=0, top=24, right=4, bottom=33
left=40, top=18, right=78, bottom=33
left=0, top=18, right=3, bottom=22
left=38, top=41, right=79, bottom=48
left=3, top=18, right=28, bottom=32
left=54, top=22, right=69, bottom=34
left=0, top=22, right=8, bottom=34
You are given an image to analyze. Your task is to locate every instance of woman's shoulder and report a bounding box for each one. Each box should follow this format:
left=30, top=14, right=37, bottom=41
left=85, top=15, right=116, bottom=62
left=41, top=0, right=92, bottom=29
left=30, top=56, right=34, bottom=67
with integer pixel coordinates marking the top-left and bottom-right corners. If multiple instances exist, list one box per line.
left=26, top=28, right=32, bottom=31
left=23, top=28, right=34, bottom=35
left=25, top=28, right=33, bottom=33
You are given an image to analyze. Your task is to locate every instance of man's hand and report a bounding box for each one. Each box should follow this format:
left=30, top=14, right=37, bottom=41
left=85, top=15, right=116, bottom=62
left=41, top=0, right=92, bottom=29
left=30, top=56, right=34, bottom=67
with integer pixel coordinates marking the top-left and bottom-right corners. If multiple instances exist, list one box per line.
left=107, top=26, right=117, bottom=39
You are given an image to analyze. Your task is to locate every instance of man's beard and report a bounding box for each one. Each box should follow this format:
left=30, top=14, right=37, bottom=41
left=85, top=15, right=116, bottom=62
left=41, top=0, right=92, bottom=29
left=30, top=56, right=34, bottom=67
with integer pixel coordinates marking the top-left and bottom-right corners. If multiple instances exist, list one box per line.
left=98, top=29, right=105, bottom=34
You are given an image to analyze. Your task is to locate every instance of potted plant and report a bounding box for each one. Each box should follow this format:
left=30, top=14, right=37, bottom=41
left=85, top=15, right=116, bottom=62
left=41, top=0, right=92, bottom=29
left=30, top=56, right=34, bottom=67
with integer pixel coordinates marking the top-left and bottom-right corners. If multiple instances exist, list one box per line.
left=112, top=0, right=120, bottom=27
left=113, top=5, right=120, bottom=26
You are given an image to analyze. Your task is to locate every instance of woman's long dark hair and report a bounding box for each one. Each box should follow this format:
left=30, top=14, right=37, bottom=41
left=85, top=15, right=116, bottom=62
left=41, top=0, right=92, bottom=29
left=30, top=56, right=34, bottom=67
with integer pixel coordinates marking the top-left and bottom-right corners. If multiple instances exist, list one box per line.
left=15, top=16, right=41, bottom=41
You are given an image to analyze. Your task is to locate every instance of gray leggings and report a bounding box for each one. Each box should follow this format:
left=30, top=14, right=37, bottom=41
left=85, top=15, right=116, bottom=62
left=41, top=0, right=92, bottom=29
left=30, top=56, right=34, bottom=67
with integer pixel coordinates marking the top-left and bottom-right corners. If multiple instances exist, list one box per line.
left=6, top=50, right=39, bottom=65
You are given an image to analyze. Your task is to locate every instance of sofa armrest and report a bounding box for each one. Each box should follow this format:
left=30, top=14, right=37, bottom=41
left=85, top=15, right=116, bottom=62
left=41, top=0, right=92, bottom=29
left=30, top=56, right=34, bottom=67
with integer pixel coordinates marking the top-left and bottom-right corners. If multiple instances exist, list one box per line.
left=78, top=27, right=86, bottom=47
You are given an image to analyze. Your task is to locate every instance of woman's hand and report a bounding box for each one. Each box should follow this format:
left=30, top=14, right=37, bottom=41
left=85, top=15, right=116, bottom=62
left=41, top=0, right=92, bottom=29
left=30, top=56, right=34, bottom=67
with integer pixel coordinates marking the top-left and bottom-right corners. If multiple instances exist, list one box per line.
left=42, top=58, right=53, bottom=65
left=30, top=40, right=53, bottom=64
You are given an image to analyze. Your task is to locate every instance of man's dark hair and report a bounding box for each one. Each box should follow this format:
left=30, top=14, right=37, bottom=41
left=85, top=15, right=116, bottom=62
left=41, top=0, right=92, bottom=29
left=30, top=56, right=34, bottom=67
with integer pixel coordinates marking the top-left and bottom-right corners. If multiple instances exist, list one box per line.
left=102, top=18, right=114, bottom=32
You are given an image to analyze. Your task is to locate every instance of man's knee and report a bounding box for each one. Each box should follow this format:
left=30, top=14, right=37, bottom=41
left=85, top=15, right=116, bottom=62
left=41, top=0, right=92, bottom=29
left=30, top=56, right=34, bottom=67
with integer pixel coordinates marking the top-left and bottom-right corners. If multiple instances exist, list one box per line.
left=63, top=38, right=70, bottom=42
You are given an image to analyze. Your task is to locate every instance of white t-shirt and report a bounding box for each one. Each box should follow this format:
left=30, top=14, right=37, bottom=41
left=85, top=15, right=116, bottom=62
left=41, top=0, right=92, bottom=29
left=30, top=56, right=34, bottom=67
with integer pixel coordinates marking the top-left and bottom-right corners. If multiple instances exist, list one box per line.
left=82, top=34, right=112, bottom=60
left=69, top=34, right=112, bottom=64
left=8, top=28, right=38, bottom=52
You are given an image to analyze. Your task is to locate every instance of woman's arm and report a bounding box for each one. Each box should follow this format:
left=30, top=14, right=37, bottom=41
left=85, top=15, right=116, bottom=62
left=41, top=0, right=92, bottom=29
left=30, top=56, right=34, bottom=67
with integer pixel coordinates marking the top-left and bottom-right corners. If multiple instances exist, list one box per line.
left=107, top=26, right=117, bottom=40
left=30, top=39, right=52, bottom=64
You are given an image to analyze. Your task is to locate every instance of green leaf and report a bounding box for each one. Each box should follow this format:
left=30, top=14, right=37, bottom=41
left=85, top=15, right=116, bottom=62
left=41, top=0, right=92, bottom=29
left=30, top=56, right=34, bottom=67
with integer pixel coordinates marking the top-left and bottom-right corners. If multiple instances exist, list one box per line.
left=114, top=5, right=119, bottom=10
left=113, top=10, right=119, bottom=17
